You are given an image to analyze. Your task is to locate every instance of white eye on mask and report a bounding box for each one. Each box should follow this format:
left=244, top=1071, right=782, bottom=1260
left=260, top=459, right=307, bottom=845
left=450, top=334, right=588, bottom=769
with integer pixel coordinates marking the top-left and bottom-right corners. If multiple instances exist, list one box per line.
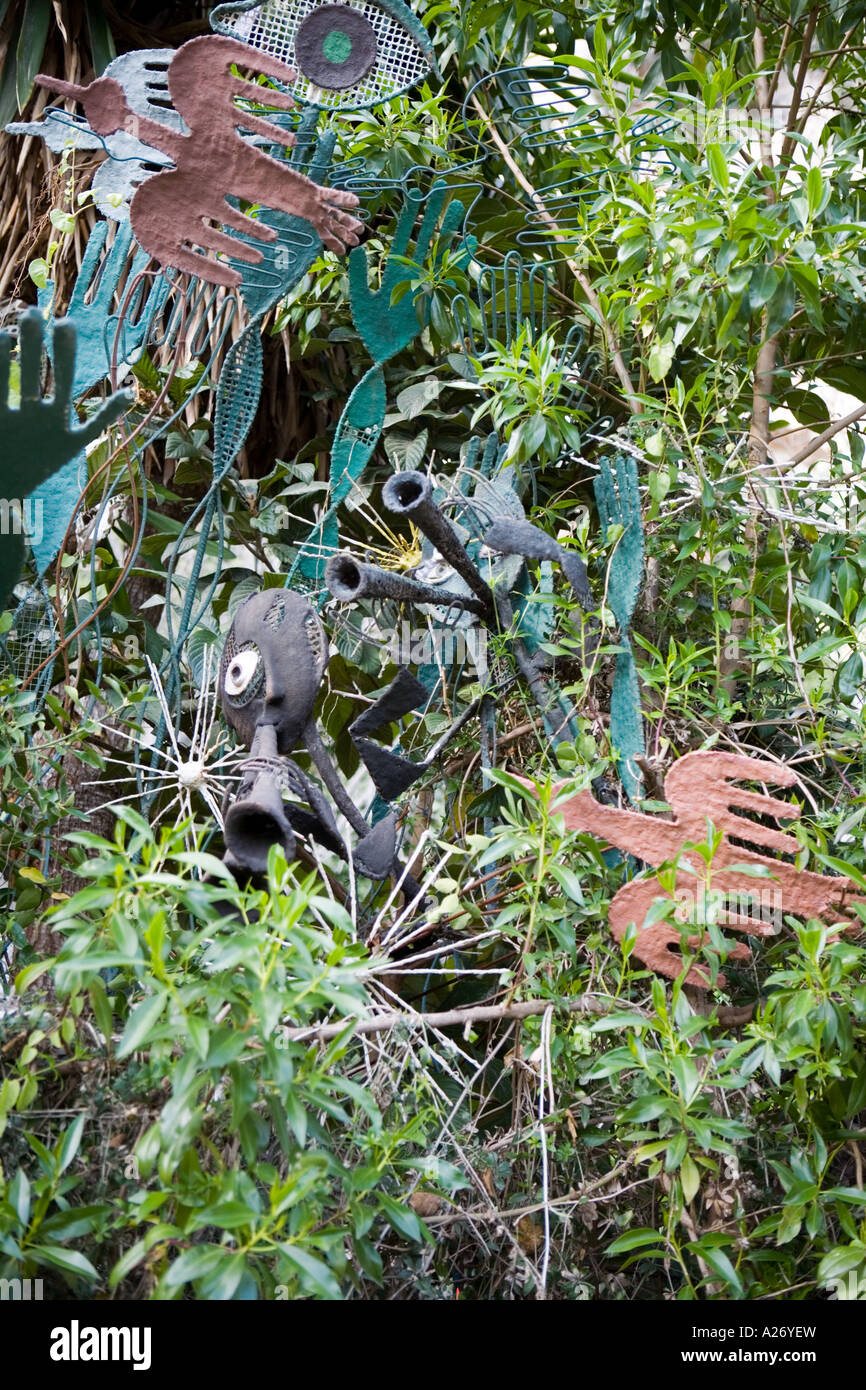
left=224, top=646, right=263, bottom=701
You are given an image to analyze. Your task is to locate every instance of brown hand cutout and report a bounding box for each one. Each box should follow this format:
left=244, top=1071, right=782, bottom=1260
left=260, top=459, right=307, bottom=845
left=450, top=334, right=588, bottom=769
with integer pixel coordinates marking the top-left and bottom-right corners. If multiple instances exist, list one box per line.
left=515, top=752, right=865, bottom=986
left=38, top=36, right=363, bottom=288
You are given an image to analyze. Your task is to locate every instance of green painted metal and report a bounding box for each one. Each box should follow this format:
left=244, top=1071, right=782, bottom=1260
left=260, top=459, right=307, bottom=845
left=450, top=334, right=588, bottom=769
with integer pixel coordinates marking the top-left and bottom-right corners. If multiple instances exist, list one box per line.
left=594, top=453, right=646, bottom=804
left=290, top=182, right=464, bottom=594
left=0, top=310, right=131, bottom=607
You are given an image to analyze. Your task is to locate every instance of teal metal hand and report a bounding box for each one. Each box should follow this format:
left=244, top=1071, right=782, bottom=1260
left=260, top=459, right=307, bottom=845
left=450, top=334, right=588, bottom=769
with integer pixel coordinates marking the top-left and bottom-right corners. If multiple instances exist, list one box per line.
left=30, top=223, right=169, bottom=576
left=60, top=219, right=169, bottom=395
left=290, top=184, right=465, bottom=595
left=348, top=179, right=465, bottom=366
left=1, top=309, right=131, bottom=605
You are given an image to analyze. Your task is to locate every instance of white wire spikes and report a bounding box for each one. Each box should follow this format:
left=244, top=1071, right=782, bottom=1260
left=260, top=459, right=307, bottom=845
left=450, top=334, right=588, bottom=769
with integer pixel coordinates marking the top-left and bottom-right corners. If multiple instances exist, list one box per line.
left=86, top=647, right=246, bottom=851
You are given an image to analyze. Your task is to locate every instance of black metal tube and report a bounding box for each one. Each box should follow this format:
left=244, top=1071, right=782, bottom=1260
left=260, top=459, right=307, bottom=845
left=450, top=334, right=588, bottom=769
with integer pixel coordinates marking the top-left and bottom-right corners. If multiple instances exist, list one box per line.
left=325, top=552, right=488, bottom=617
left=224, top=726, right=297, bottom=874
left=382, top=471, right=495, bottom=614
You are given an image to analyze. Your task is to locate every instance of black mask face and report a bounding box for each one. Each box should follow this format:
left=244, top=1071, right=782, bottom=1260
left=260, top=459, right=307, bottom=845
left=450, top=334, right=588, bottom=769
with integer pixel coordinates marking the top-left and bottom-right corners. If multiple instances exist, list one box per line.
left=219, top=590, right=328, bottom=752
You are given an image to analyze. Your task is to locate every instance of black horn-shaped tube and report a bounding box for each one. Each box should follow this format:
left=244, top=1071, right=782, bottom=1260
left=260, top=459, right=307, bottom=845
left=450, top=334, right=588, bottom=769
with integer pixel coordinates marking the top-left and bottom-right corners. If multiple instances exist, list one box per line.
left=382, top=471, right=495, bottom=614
left=325, top=552, right=488, bottom=617
left=224, top=766, right=296, bottom=876
left=224, top=725, right=295, bottom=875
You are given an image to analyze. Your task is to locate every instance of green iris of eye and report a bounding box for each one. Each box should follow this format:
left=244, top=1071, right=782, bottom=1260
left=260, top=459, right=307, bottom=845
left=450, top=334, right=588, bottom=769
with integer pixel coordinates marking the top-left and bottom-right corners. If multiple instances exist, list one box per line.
left=322, top=29, right=353, bottom=63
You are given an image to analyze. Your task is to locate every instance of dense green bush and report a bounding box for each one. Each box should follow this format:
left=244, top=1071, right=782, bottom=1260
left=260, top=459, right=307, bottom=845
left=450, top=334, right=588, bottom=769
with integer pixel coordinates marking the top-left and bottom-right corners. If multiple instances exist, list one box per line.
left=3, top=0, right=866, bottom=1302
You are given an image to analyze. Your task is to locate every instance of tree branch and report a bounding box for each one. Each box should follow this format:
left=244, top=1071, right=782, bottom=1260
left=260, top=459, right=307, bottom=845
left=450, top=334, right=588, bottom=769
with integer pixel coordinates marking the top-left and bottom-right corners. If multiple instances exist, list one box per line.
left=282, top=993, right=621, bottom=1043
left=779, top=7, right=820, bottom=167
left=790, top=400, right=866, bottom=464
left=468, top=92, right=641, bottom=413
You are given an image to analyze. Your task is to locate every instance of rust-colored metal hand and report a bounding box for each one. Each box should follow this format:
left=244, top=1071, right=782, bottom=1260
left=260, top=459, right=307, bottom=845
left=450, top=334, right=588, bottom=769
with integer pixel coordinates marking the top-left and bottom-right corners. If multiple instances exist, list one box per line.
left=516, top=752, right=865, bottom=986
left=38, top=35, right=363, bottom=288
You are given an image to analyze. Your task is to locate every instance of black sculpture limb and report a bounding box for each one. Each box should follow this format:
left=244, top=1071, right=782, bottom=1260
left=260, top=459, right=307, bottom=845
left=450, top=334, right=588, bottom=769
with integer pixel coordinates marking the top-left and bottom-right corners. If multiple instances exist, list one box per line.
left=325, top=551, right=488, bottom=617
left=382, top=471, right=496, bottom=616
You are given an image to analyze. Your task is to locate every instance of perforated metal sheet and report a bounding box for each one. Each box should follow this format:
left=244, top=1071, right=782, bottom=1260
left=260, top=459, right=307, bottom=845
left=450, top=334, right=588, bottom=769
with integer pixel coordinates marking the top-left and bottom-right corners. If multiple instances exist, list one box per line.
left=211, top=0, right=432, bottom=110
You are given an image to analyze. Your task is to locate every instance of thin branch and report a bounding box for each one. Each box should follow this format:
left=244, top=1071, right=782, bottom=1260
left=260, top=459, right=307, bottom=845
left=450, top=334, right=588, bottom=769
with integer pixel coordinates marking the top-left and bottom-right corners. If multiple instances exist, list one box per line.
left=282, top=992, right=623, bottom=1043
left=468, top=91, right=641, bottom=413
left=767, top=19, right=793, bottom=106
left=779, top=7, right=820, bottom=167
left=790, top=401, right=866, bottom=464
left=798, top=23, right=859, bottom=130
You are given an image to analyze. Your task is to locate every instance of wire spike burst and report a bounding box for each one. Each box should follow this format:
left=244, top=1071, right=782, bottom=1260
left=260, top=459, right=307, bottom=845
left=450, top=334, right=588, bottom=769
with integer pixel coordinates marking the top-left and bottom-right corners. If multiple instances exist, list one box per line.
left=88, top=646, right=245, bottom=855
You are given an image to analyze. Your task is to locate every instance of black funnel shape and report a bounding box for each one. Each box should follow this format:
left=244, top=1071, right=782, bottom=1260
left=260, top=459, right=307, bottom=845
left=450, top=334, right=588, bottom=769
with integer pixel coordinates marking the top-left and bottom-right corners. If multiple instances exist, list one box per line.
left=382, top=471, right=495, bottom=614
left=325, top=552, right=487, bottom=616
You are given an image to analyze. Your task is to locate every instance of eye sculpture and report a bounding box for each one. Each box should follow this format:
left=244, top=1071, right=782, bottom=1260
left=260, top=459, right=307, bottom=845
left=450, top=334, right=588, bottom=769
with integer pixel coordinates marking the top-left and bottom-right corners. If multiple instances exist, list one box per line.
left=210, top=0, right=438, bottom=111
left=295, top=5, right=379, bottom=89
left=223, top=646, right=264, bottom=702
left=216, top=587, right=424, bottom=893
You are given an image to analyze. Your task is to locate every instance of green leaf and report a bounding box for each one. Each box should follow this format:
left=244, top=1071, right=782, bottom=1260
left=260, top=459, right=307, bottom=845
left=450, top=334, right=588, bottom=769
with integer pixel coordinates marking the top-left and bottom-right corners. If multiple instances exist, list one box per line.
left=620, top=1095, right=672, bottom=1123
left=165, top=1245, right=230, bottom=1287
left=16, top=0, right=51, bottom=112
left=749, top=264, right=781, bottom=311
left=647, top=337, right=675, bottom=383
left=607, top=1227, right=666, bottom=1254
left=680, top=1153, right=700, bottom=1204
left=116, top=992, right=168, bottom=1059
left=706, top=143, right=729, bottom=193
left=699, top=1244, right=744, bottom=1297
left=85, top=1, right=117, bottom=74
left=817, top=1243, right=866, bottom=1284
left=29, top=1244, right=99, bottom=1282
left=9, top=1169, right=31, bottom=1229
left=0, top=8, right=23, bottom=126
left=58, top=1113, right=87, bottom=1174
left=190, top=1201, right=255, bottom=1232
left=186, top=1014, right=210, bottom=1061
left=765, top=273, right=796, bottom=339
left=806, top=167, right=824, bottom=216
left=353, top=1234, right=383, bottom=1284
left=378, top=1191, right=425, bottom=1242
left=837, top=651, right=863, bottom=700
left=278, top=1244, right=342, bottom=1300
left=395, top=378, right=441, bottom=420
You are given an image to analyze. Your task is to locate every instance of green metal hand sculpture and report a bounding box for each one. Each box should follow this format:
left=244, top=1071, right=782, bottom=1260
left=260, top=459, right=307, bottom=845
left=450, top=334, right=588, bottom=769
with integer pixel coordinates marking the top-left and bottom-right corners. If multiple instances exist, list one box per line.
left=594, top=453, right=646, bottom=803
left=0, top=309, right=132, bottom=608
left=348, top=179, right=465, bottom=364
left=292, top=183, right=465, bottom=594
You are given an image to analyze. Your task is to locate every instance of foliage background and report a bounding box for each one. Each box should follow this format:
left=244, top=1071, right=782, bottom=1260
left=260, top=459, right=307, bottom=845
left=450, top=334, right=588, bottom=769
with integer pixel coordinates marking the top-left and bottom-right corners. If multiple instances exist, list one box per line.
left=2, top=0, right=866, bottom=1300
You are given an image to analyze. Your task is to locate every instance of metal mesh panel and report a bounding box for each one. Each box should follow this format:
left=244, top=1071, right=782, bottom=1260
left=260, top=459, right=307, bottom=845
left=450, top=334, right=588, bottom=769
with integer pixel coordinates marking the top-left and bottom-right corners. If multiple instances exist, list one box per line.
left=0, top=583, right=57, bottom=700
left=214, top=0, right=431, bottom=110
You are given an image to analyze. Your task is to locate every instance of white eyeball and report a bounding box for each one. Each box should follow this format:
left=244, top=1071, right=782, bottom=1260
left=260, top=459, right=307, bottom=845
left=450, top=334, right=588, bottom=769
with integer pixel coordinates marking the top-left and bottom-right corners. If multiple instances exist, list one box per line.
left=225, top=649, right=261, bottom=697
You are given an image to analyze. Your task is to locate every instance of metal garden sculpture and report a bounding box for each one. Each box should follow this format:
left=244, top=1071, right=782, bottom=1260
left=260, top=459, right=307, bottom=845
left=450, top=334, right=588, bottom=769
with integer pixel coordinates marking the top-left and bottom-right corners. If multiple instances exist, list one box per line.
left=0, top=310, right=131, bottom=608
left=6, top=0, right=444, bottom=710
left=217, top=587, right=428, bottom=893
left=323, top=465, right=597, bottom=796
left=514, top=752, right=866, bottom=987
left=4, top=4, right=661, bottom=961
left=36, top=36, right=364, bottom=287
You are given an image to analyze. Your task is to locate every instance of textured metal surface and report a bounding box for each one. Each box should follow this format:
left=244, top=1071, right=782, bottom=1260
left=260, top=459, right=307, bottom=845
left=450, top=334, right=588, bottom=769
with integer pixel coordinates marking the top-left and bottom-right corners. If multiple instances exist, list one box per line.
left=210, top=0, right=436, bottom=110
left=0, top=310, right=132, bottom=605
left=594, top=454, right=646, bottom=804
left=514, top=754, right=866, bottom=986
